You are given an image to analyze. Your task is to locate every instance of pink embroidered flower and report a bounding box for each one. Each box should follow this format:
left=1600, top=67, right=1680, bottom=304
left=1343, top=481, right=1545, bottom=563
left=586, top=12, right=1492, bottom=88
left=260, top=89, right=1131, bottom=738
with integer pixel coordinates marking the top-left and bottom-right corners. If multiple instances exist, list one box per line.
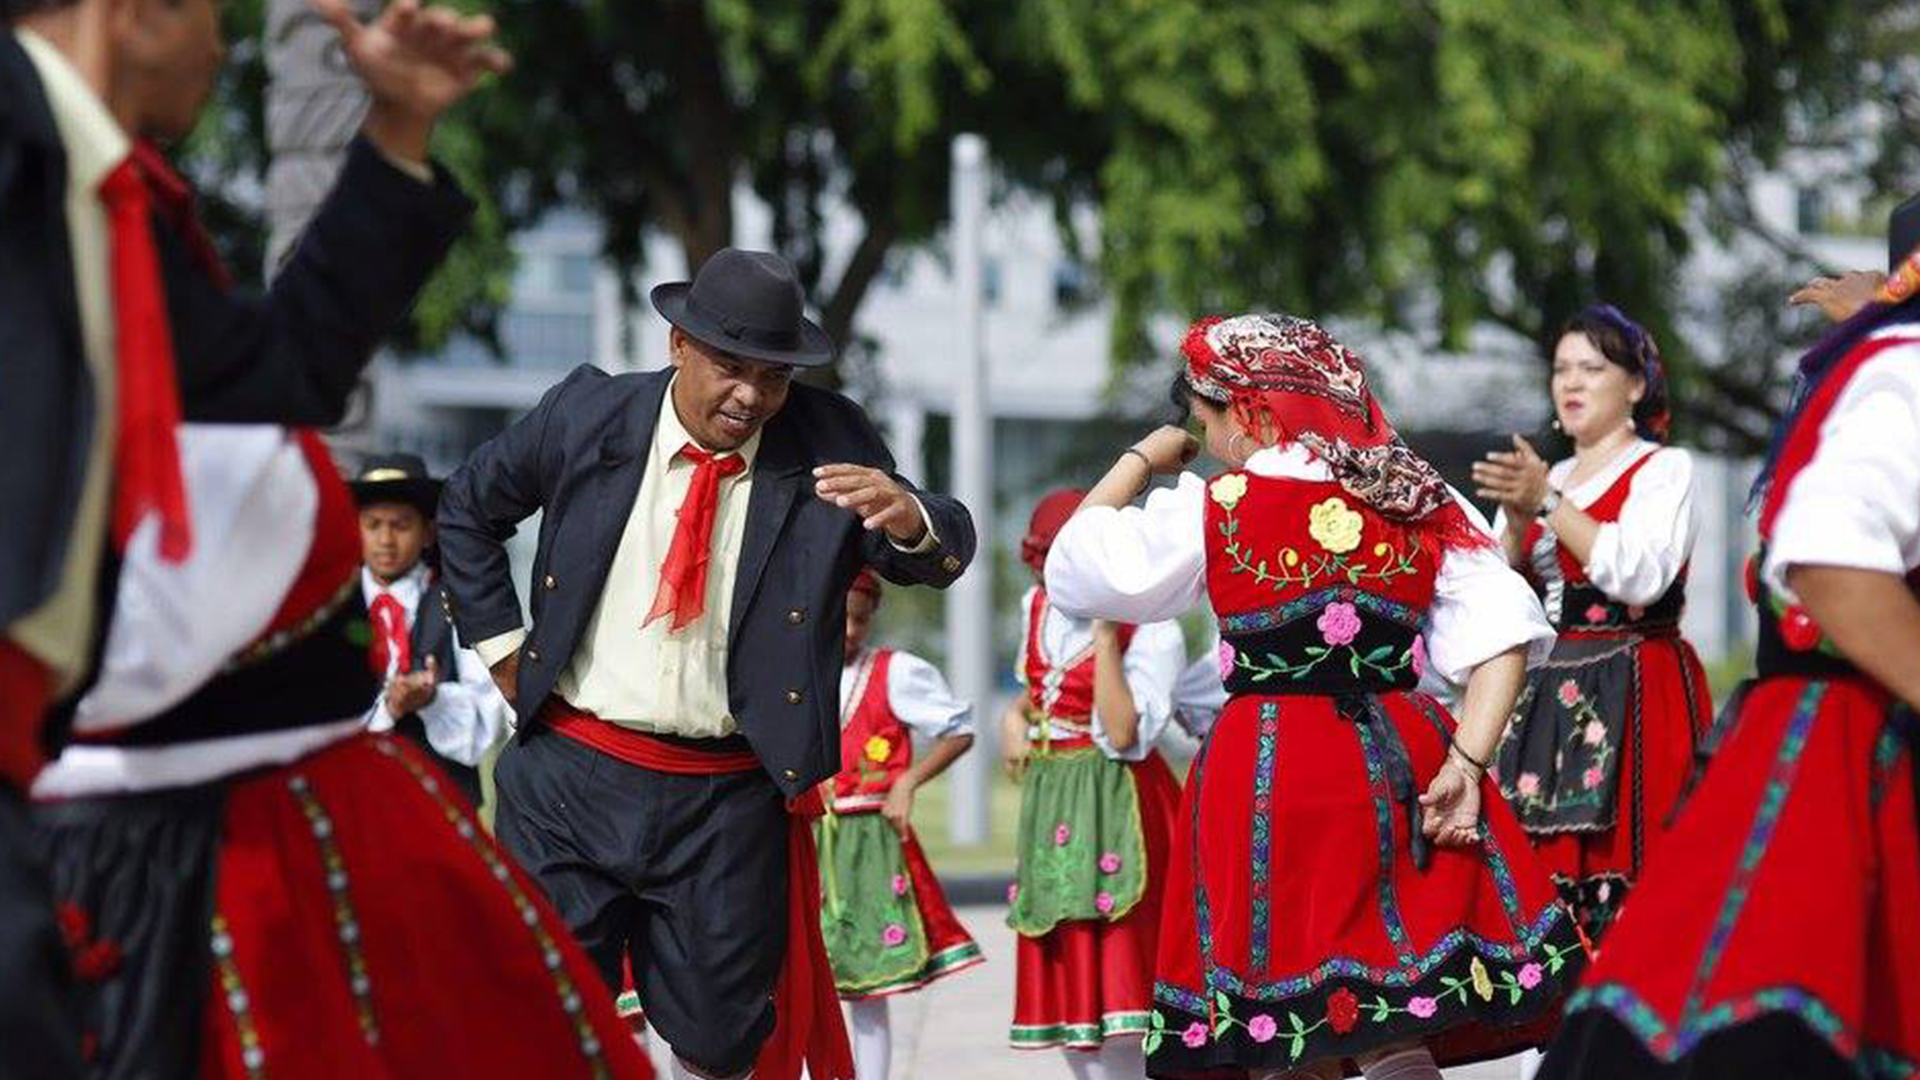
left=1098, top=852, right=1123, bottom=874
left=1317, top=602, right=1362, bottom=647
left=1518, top=963, right=1544, bottom=990
left=1053, top=823, right=1072, bottom=846
left=1582, top=766, right=1605, bottom=790
left=1217, top=640, right=1237, bottom=681
left=1407, top=996, right=1438, bottom=1019
left=881, top=923, right=907, bottom=947
left=1584, top=604, right=1609, bottom=624
left=1094, top=892, right=1115, bottom=915
left=1409, top=635, right=1427, bottom=678
left=1583, top=720, right=1606, bottom=746
left=1515, top=772, right=1542, bottom=798
left=1247, top=1013, right=1279, bottom=1043
left=891, top=874, right=909, bottom=897
left=1007, top=883, right=1020, bottom=904
left=1181, top=1021, right=1209, bottom=1048
left=1556, top=679, right=1581, bottom=708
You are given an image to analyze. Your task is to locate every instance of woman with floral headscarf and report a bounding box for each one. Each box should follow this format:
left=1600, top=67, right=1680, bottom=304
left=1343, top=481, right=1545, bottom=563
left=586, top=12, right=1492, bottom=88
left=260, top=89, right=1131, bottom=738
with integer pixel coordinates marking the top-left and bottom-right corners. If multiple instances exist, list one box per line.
left=1046, top=314, right=1586, bottom=1080
left=1002, top=489, right=1187, bottom=1079
left=1468, top=305, right=1712, bottom=945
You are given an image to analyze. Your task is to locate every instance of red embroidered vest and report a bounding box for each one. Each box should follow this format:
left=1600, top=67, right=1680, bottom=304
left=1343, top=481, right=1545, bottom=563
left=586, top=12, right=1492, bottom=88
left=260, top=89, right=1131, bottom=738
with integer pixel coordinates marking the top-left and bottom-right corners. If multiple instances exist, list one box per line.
left=1203, top=473, right=1438, bottom=696
left=1020, top=588, right=1135, bottom=726
left=1521, top=450, right=1687, bottom=637
left=832, top=648, right=911, bottom=812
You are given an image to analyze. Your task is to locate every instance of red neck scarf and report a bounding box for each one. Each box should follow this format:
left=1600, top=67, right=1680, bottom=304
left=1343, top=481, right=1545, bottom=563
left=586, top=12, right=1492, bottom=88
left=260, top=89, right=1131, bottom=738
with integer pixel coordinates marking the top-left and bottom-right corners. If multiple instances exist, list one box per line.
left=98, top=156, right=191, bottom=562
left=644, top=443, right=748, bottom=631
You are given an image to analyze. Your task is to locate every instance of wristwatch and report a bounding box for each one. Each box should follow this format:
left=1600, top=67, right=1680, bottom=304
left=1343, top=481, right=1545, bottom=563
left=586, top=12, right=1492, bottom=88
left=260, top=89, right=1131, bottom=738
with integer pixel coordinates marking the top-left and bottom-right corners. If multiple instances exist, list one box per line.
left=1534, top=487, right=1563, bottom=519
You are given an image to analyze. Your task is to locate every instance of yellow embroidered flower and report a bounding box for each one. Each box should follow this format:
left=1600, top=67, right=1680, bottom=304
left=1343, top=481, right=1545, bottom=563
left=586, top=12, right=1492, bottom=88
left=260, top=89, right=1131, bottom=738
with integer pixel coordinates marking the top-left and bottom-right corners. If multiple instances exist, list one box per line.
left=1307, top=496, right=1365, bottom=554
left=1209, top=473, right=1250, bottom=512
left=864, top=735, right=892, bottom=763
left=1470, top=956, right=1495, bottom=1002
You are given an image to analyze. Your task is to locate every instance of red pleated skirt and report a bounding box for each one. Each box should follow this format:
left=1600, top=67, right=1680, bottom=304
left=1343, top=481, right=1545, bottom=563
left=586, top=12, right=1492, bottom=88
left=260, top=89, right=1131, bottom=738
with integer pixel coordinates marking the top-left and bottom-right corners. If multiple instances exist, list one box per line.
left=199, top=734, right=653, bottom=1080
left=1148, top=692, right=1585, bottom=1078
left=1011, top=752, right=1180, bottom=1050
left=1520, top=634, right=1713, bottom=940
left=1542, top=675, right=1920, bottom=1078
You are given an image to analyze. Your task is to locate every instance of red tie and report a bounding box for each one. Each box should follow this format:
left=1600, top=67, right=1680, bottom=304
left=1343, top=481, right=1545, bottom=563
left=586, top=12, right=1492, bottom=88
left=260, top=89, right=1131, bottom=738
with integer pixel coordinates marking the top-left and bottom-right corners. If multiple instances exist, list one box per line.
left=368, top=593, right=411, bottom=677
left=644, top=444, right=747, bottom=632
left=98, top=157, right=191, bottom=562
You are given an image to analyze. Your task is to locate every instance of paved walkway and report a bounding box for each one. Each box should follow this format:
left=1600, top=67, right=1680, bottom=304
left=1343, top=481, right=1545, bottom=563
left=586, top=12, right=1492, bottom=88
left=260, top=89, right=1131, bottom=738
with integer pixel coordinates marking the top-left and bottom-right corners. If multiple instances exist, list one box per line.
left=641, top=903, right=1532, bottom=1079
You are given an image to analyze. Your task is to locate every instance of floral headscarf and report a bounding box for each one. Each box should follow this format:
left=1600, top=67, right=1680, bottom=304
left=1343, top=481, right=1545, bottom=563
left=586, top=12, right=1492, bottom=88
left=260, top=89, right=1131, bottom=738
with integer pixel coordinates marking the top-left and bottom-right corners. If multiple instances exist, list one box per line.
left=1182, top=313, right=1488, bottom=550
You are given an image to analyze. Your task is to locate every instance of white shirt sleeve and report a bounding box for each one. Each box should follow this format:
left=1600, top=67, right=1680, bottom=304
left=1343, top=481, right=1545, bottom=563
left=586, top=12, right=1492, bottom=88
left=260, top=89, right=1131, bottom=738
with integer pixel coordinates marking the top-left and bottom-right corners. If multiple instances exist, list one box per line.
left=411, top=646, right=512, bottom=766
left=1091, top=619, right=1184, bottom=761
left=1765, top=347, right=1920, bottom=601
left=1044, top=473, right=1209, bottom=624
left=72, top=428, right=319, bottom=732
left=885, top=650, right=974, bottom=740
left=1583, top=448, right=1697, bottom=606
left=1171, top=650, right=1227, bottom=739
left=1425, top=488, right=1556, bottom=686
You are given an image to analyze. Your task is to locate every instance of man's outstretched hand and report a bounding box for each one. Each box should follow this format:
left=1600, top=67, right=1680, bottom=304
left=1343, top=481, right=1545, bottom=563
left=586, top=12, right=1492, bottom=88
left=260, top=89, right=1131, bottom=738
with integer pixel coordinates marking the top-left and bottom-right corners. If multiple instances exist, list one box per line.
left=813, top=465, right=929, bottom=547
left=309, top=0, right=512, bottom=164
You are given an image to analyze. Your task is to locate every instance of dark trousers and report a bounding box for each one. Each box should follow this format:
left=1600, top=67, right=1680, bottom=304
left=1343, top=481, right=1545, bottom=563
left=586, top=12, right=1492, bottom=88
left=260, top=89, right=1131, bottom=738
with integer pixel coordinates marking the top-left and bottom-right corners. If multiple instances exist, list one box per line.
left=494, top=728, right=788, bottom=1078
left=0, top=788, right=84, bottom=1080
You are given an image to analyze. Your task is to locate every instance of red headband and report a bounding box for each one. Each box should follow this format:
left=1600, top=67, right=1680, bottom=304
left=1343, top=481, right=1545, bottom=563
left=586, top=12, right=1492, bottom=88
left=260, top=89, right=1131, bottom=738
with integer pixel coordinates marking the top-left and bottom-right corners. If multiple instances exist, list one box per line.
left=1021, top=489, right=1085, bottom=574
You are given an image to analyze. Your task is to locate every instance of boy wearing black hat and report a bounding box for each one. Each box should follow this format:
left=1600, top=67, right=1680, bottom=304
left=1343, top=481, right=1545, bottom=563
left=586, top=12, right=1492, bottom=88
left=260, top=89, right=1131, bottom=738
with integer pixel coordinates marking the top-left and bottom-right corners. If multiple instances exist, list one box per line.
left=351, top=453, right=507, bottom=809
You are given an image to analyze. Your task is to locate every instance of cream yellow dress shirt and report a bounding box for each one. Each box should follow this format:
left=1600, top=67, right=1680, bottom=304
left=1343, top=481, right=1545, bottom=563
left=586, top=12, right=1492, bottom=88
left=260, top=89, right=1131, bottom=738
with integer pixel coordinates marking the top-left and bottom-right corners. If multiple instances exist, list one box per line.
left=7, top=31, right=129, bottom=693
left=479, top=385, right=760, bottom=736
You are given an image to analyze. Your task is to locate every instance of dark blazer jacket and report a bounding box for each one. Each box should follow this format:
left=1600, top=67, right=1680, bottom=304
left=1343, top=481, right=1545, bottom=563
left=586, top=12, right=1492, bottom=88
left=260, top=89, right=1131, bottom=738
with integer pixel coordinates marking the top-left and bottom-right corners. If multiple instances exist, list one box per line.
left=0, top=31, right=473, bottom=636
left=436, top=365, right=976, bottom=799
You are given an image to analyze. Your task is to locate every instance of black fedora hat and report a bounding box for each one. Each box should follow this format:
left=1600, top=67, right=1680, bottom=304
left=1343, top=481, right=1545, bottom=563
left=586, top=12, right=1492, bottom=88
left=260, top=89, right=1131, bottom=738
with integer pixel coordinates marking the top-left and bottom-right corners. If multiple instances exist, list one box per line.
left=348, top=453, right=442, bottom=518
left=650, top=248, right=835, bottom=368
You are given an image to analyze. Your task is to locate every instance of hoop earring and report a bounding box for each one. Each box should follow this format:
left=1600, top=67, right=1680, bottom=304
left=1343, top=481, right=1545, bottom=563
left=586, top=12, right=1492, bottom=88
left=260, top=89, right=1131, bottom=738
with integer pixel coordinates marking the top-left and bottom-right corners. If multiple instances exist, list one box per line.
left=1228, top=432, right=1250, bottom=462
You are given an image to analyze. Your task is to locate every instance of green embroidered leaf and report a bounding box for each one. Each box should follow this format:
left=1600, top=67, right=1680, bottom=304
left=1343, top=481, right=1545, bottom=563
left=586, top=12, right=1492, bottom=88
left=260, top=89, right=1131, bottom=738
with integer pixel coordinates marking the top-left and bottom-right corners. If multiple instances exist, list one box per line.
left=1150, top=1010, right=1165, bottom=1030
left=1258, top=560, right=1269, bottom=575
left=1288, top=1011, right=1306, bottom=1034
left=1142, top=1031, right=1162, bottom=1056
left=1252, top=671, right=1274, bottom=683
left=1509, top=986, right=1523, bottom=1005
left=1214, top=990, right=1234, bottom=1019
left=1348, top=652, right=1363, bottom=677
left=1214, top=1012, right=1232, bottom=1037
left=1548, top=955, right=1565, bottom=974
left=1289, top=1034, right=1306, bottom=1061
left=1364, top=645, right=1395, bottom=663
left=1303, top=646, right=1328, bottom=656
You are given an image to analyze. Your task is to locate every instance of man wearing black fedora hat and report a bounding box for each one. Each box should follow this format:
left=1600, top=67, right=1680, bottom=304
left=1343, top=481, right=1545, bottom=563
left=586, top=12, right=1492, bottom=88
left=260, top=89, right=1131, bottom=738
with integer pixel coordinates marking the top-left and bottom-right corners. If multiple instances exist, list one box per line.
left=438, top=247, right=975, bottom=1080
left=349, top=453, right=508, bottom=809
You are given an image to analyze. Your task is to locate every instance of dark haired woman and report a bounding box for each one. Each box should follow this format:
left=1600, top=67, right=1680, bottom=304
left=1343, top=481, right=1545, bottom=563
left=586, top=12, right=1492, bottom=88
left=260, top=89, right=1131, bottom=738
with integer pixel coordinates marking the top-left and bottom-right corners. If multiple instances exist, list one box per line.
left=1538, top=232, right=1920, bottom=1080
left=1047, top=314, right=1585, bottom=1080
left=1469, top=305, right=1711, bottom=945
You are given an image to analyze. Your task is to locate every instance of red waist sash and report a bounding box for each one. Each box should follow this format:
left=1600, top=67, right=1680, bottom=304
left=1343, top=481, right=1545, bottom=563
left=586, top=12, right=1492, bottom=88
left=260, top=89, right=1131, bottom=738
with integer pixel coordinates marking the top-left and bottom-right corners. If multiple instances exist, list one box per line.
left=538, top=698, right=852, bottom=1080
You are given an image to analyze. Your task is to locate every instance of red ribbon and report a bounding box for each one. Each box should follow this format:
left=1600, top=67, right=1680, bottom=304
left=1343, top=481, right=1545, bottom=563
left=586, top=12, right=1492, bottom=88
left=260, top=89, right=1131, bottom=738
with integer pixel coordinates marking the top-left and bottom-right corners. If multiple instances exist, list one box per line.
left=368, top=593, right=411, bottom=677
left=644, top=444, right=747, bottom=632
left=99, top=158, right=191, bottom=563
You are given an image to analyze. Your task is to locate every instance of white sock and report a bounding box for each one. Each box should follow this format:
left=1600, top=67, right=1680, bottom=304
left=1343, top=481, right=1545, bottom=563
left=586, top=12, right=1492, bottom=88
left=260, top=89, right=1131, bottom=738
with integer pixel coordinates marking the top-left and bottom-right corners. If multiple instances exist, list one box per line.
left=1063, top=1048, right=1103, bottom=1080
left=1358, top=1046, right=1442, bottom=1080
left=1061, top=1038, right=1146, bottom=1080
left=1098, top=1037, right=1145, bottom=1078
left=848, top=998, right=891, bottom=1080
left=1519, top=1048, right=1544, bottom=1080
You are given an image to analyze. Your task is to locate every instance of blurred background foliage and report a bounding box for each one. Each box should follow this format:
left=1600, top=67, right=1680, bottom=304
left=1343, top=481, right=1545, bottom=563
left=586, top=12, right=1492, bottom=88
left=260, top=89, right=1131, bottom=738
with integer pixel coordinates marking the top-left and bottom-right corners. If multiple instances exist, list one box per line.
left=183, top=0, right=1914, bottom=450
